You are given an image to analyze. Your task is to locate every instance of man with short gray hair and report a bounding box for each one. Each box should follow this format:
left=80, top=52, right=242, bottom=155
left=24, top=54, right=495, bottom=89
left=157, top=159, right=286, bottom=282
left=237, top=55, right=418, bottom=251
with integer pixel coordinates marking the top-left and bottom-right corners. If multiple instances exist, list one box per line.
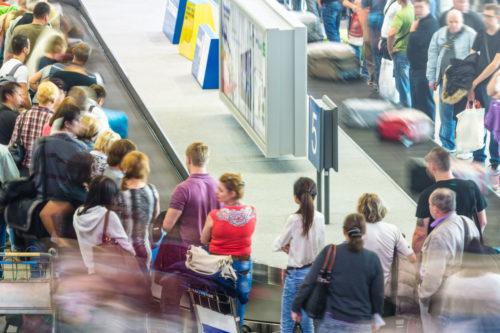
left=418, top=187, right=480, bottom=332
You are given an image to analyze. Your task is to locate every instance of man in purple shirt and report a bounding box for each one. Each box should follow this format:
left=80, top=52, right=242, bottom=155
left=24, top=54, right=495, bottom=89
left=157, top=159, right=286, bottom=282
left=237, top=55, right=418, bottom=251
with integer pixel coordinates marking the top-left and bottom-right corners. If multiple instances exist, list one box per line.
left=154, top=142, right=221, bottom=272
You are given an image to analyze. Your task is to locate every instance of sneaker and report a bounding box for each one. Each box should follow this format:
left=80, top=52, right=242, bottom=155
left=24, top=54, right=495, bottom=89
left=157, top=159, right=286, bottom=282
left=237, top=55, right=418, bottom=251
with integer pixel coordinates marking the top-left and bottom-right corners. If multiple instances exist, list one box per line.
left=456, top=152, right=473, bottom=160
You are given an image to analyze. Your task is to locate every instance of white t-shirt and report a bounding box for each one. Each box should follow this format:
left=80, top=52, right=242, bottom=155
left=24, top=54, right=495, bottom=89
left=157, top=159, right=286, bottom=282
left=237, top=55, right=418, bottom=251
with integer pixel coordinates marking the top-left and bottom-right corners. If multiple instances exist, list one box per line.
left=272, top=211, right=325, bottom=268
left=381, top=0, right=402, bottom=38
left=0, top=58, right=28, bottom=84
left=363, top=221, right=413, bottom=287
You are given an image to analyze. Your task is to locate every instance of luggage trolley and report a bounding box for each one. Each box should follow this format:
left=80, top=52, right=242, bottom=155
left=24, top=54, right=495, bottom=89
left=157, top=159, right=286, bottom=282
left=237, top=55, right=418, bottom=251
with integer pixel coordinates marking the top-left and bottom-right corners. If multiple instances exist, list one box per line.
left=188, top=285, right=241, bottom=333
left=0, top=249, right=57, bottom=333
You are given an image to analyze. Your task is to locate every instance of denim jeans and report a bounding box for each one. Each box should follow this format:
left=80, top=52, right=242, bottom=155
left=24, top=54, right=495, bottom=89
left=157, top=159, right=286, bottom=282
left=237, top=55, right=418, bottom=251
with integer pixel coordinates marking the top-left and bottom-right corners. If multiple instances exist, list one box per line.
left=281, top=267, right=313, bottom=333
left=217, top=260, right=253, bottom=327
left=318, top=314, right=372, bottom=333
left=472, top=81, right=500, bottom=165
left=393, top=52, right=411, bottom=107
left=322, top=1, right=343, bottom=42
left=441, top=314, right=500, bottom=332
left=439, top=85, right=456, bottom=151
left=410, top=68, right=436, bottom=122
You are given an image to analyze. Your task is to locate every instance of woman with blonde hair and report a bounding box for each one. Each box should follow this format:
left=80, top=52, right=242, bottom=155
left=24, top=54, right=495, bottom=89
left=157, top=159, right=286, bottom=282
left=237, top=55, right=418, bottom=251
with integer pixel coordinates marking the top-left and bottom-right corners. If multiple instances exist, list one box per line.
left=77, top=115, right=101, bottom=150
left=201, top=173, right=256, bottom=328
left=90, top=129, right=120, bottom=178
left=357, top=193, right=416, bottom=297
left=118, top=151, right=159, bottom=269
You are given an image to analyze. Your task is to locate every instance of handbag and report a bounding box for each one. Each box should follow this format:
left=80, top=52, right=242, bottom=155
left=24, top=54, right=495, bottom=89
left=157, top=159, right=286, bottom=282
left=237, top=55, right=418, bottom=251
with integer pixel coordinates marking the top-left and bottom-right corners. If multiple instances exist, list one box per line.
left=8, top=111, right=27, bottom=168
left=185, top=245, right=237, bottom=281
left=303, top=244, right=337, bottom=319
left=455, top=101, right=485, bottom=153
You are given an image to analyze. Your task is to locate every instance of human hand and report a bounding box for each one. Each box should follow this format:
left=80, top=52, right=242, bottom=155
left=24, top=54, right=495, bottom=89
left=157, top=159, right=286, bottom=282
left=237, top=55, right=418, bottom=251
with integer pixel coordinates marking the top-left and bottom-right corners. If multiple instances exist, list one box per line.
left=410, top=20, right=419, bottom=32
left=378, top=39, right=382, bottom=50
left=429, top=82, right=436, bottom=91
left=282, top=244, right=290, bottom=254
left=467, top=89, right=475, bottom=102
left=291, top=311, right=302, bottom=323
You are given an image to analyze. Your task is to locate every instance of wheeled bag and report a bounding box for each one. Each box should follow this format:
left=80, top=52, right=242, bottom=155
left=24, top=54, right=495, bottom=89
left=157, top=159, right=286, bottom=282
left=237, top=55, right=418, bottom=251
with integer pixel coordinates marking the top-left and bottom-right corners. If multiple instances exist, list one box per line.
left=307, top=42, right=360, bottom=81
left=342, top=98, right=394, bottom=128
left=376, top=109, right=433, bottom=144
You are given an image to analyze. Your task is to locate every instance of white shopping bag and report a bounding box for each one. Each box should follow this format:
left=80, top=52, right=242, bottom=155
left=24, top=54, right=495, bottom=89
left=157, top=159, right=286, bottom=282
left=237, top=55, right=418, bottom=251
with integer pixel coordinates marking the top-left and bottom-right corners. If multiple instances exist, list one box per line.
left=378, top=58, right=399, bottom=104
left=455, top=104, right=485, bottom=153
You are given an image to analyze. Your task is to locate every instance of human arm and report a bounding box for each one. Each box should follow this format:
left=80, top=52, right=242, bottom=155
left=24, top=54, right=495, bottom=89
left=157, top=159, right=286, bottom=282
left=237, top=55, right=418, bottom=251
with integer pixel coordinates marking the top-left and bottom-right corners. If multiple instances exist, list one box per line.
left=108, top=211, right=135, bottom=256
left=162, top=208, right=182, bottom=232
left=426, top=30, right=439, bottom=85
left=29, top=71, right=43, bottom=92
left=387, top=26, right=398, bottom=59
left=487, top=69, right=500, bottom=96
left=317, top=0, right=322, bottom=9
left=411, top=217, right=430, bottom=254
left=271, top=215, right=295, bottom=252
left=39, top=200, right=75, bottom=247
left=343, top=0, right=360, bottom=12
left=418, top=237, right=448, bottom=301
left=395, top=227, right=417, bottom=262
left=370, top=255, right=384, bottom=316
left=472, top=53, right=500, bottom=91
left=200, top=215, right=213, bottom=245
left=477, top=209, right=487, bottom=233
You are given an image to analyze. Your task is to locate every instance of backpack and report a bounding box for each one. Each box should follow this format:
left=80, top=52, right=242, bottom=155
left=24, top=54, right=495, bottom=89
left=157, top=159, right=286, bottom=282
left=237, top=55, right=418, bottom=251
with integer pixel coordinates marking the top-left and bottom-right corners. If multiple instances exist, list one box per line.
left=0, top=61, right=23, bottom=86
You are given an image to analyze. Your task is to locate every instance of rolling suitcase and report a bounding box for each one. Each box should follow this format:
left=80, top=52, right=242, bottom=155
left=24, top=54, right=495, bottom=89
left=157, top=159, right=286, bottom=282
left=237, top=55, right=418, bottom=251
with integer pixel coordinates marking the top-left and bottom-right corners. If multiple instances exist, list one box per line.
left=287, top=11, right=323, bottom=42
left=103, top=108, right=129, bottom=139
left=307, top=42, right=360, bottom=81
left=341, top=98, right=394, bottom=128
left=377, top=109, right=433, bottom=145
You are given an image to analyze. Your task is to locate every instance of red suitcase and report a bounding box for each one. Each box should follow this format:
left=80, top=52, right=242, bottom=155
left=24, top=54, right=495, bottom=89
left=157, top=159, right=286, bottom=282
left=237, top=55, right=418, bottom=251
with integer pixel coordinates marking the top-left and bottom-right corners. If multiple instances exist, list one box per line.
left=376, top=109, right=434, bottom=145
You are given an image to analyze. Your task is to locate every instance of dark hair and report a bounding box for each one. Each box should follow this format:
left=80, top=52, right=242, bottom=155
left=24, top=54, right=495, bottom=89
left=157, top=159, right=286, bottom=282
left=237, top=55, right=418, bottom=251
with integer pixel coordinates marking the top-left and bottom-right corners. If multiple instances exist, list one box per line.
left=90, top=84, right=106, bottom=100
left=343, top=213, right=366, bottom=252
left=67, top=151, right=93, bottom=185
left=33, top=2, right=50, bottom=19
left=293, top=177, right=316, bottom=236
left=78, top=176, right=119, bottom=215
left=485, top=3, right=500, bottom=15
left=49, top=77, right=68, bottom=93
left=0, top=81, right=21, bottom=103
left=414, top=0, right=430, bottom=4
left=59, top=105, right=81, bottom=130
left=107, top=139, right=137, bottom=167
left=49, top=97, right=78, bottom=126
left=425, top=147, right=451, bottom=172
left=73, top=42, right=91, bottom=63
left=11, top=34, right=29, bottom=55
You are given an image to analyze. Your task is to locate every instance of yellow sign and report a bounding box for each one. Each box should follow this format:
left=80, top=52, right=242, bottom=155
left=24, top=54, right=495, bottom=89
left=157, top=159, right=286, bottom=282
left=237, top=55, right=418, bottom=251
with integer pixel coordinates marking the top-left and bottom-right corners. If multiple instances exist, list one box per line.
left=178, top=0, right=215, bottom=60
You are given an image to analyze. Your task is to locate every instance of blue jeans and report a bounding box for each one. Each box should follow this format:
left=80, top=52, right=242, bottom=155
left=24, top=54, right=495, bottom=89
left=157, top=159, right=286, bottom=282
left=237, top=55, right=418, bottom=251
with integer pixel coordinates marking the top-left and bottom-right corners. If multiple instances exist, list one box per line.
left=322, top=1, right=343, bottom=42
left=318, top=314, right=372, bottom=332
left=393, top=52, right=411, bottom=107
left=281, top=267, right=314, bottom=333
left=441, top=314, right=500, bottom=332
left=472, top=81, right=500, bottom=165
left=439, top=86, right=456, bottom=151
left=410, top=68, right=436, bottom=121
left=217, top=260, right=252, bottom=327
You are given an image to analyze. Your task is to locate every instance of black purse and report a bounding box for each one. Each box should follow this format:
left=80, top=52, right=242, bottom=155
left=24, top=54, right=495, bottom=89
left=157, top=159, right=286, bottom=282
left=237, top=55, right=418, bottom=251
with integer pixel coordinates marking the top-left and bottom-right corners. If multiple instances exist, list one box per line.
left=8, top=112, right=27, bottom=168
left=303, top=244, right=337, bottom=319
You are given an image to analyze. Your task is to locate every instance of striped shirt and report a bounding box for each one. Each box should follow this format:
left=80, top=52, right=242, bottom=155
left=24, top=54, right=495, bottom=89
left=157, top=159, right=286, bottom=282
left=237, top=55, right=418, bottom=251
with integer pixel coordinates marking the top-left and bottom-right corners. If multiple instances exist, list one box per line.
left=8, top=105, right=54, bottom=169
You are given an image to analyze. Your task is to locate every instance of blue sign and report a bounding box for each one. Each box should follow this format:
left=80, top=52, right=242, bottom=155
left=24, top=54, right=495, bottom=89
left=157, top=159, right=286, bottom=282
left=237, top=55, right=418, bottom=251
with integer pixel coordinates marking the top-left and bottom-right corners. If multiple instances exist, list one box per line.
left=308, top=96, right=322, bottom=171
left=192, top=24, right=219, bottom=89
left=163, top=0, right=188, bottom=44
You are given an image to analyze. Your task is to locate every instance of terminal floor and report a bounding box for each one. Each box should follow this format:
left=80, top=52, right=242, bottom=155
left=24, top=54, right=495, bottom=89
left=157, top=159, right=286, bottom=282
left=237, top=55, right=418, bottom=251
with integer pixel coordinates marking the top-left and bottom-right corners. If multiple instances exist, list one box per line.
left=80, top=0, right=499, bottom=269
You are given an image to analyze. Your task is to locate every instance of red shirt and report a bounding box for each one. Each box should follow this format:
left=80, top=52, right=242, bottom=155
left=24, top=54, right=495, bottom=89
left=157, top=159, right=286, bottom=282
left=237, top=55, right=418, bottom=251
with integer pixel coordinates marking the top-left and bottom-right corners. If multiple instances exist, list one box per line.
left=209, top=204, right=256, bottom=256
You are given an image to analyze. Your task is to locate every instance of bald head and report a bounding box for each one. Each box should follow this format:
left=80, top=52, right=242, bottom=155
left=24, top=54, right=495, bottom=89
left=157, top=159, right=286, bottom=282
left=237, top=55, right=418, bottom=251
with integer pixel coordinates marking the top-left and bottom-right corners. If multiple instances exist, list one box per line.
left=447, top=9, right=464, bottom=33
left=429, top=188, right=456, bottom=219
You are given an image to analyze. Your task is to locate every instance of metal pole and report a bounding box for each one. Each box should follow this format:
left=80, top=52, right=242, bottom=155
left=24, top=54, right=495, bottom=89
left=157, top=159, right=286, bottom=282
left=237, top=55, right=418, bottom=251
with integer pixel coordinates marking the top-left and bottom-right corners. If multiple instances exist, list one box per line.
left=317, top=170, right=322, bottom=213
left=324, top=169, right=330, bottom=225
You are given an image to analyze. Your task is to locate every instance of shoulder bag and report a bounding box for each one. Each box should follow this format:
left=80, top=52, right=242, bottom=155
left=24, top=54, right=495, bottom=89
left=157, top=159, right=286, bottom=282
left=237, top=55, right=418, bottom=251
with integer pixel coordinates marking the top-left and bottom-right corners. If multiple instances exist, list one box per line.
left=303, top=244, right=337, bottom=319
left=185, top=245, right=237, bottom=281
left=8, top=111, right=27, bottom=168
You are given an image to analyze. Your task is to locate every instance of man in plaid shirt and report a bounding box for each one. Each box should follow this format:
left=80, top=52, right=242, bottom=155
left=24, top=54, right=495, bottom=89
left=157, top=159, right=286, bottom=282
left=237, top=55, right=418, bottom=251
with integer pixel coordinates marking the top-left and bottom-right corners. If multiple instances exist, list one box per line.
left=8, top=81, right=60, bottom=175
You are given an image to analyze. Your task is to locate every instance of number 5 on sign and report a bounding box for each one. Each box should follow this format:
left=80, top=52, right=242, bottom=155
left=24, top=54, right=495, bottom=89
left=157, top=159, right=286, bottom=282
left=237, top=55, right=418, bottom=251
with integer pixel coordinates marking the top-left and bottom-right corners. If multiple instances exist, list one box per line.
left=308, top=96, right=322, bottom=171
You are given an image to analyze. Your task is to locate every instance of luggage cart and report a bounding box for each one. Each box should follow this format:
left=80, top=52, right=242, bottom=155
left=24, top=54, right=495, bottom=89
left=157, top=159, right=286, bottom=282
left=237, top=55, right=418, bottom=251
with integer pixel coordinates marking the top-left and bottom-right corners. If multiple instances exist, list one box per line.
left=188, top=286, right=241, bottom=333
left=0, top=250, right=57, bottom=333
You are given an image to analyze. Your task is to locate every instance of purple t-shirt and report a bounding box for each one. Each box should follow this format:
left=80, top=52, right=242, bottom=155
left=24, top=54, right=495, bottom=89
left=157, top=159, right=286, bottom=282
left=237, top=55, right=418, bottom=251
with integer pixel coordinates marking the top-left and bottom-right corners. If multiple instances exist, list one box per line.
left=169, top=173, right=222, bottom=246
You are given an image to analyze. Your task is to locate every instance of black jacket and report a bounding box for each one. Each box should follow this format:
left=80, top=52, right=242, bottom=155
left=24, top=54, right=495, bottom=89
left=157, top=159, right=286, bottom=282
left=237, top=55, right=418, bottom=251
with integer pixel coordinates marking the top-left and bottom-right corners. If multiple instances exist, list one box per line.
left=407, top=14, right=440, bottom=70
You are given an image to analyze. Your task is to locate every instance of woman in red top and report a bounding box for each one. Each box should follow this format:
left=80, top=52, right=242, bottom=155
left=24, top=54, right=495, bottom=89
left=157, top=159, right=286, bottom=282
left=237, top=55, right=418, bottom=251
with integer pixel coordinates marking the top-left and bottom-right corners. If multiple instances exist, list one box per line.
left=201, top=173, right=256, bottom=327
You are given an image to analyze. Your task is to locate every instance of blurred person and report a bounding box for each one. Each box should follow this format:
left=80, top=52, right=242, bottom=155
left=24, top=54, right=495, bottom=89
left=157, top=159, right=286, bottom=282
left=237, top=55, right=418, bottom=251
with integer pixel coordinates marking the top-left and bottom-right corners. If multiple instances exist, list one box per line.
left=41, top=95, right=75, bottom=136
left=412, top=147, right=487, bottom=254
left=344, top=0, right=364, bottom=63
left=74, top=175, right=135, bottom=274
left=76, top=114, right=100, bottom=150
left=90, top=129, right=120, bottom=178
left=102, top=138, right=136, bottom=187
left=8, top=80, right=58, bottom=174
left=6, top=1, right=51, bottom=63
left=30, top=102, right=86, bottom=200
left=87, top=84, right=109, bottom=130
left=40, top=151, right=93, bottom=247
left=357, top=193, right=416, bottom=297
left=37, top=33, right=66, bottom=70
left=462, top=4, right=500, bottom=173
left=427, top=10, right=476, bottom=152
left=439, top=0, right=485, bottom=32
left=439, top=241, right=500, bottom=332
left=51, top=42, right=97, bottom=91
left=156, top=142, right=221, bottom=272
left=272, top=177, right=325, bottom=333
left=305, top=0, right=324, bottom=41
left=119, top=151, right=159, bottom=269
left=291, top=213, right=384, bottom=332
left=69, top=85, right=108, bottom=130
left=320, top=0, right=344, bottom=43
left=201, top=173, right=256, bottom=327
left=0, top=33, right=30, bottom=109
left=362, top=0, right=386, bottom=84
left=407, top=0, right=439, bottom=121
left=0, top=81, right=22, bottom=145
left=387, top=0, right=415, bottom=107
left=418, top=188, right=480, bottom=333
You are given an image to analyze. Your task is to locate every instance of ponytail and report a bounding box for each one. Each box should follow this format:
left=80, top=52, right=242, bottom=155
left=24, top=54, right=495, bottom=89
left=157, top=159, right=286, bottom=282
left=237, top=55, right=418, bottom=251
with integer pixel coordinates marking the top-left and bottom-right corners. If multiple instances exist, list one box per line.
left=293, top=177, right=317, bottom=237
left=343, top=213, right=366, bottom=252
